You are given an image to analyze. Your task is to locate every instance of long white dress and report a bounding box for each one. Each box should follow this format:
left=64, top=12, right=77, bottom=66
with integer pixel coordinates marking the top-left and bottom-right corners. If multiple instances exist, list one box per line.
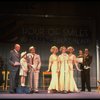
left=68, top=54, right=79, bottom=92
left=58, top=53, right=69, bottom=91
left=48, top=54, right=59, bottom=91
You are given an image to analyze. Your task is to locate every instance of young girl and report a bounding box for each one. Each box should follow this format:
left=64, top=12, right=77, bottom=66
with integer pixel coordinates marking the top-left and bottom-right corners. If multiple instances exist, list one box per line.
left=19, top=51, right=28, bottom=87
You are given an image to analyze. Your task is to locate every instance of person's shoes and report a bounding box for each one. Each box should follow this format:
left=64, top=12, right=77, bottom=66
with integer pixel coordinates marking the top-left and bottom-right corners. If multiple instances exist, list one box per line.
left=61, top=90, right=67, bottom=94
left=30, top=90, right=34, bottom=93
left=48, top=90, right=51, bottom=93
left=52, top=89, right=58, bottom=93
left=9, top=91, right=15, bottom=94
left=63, top=90, right=67, bottom=94
left=67, top=91, right=71, bottom=93
left=9, top=90, right=15, bottom=94
left=21, top=84, right=25, bottom=87
left=34, top=90, right=39, bottom=93
left=75, top=90, right=80, bottom=93
left=88, top=90, right=91, bottom=92
left=69, top=91, right=74, bottom=93
left=81, top=89, right=85, bottom=92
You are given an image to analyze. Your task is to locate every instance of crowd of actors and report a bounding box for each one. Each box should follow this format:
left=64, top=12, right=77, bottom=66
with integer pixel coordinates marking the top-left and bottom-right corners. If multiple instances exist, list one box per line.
left=9, top=44, right=41, bottom=93
left=8, top=44, right=92, bottom=94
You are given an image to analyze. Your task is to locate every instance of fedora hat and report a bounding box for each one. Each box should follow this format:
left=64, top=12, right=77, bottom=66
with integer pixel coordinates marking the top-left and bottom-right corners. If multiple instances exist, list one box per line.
left=21, top=51, right=27, bottom=58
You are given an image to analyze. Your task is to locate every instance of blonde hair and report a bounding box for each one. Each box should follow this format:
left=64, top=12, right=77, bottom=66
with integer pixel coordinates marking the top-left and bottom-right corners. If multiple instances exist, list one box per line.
left=50, top=46, right=58, bottom=53
left=21, top=51, right=27, bottom=58
left=59, top=46, right=67, bottom=52
left=67, top=46, right=74, bottom=52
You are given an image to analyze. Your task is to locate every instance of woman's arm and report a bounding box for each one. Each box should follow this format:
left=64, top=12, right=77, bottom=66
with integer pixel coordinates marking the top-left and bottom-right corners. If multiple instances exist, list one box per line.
left=73, top=55, right=81, bottom=71
left=47, top=56, right=53, bottom=72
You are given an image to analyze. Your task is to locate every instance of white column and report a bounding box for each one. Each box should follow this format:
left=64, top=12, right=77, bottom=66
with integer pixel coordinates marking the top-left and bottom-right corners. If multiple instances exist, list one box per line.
left=96, top=41, right=100, bottom=85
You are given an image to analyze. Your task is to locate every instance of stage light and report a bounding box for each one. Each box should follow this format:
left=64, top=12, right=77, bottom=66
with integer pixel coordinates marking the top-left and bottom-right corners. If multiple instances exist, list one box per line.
left=44, top=14, right=48, bottom=18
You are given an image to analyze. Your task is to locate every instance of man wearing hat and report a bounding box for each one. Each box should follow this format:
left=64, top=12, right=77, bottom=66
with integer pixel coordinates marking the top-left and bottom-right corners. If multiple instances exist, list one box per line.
left=27, top=46, right=41, bottom=93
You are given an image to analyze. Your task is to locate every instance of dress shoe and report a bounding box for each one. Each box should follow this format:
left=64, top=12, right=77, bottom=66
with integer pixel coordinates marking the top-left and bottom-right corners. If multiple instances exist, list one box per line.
left=34, top=90, right=39, bottom=93
left=64, top=91, right=68, bottom=94
left=9, top=90, right=15, bottom=94
left=81, top=90, right=85, bottom=92
left=30, top=90, right=34, bottom=93
left=75, top=90, right=80, bottom=93
left=61, top=90, right=67, bottom=94
left=88, top=90, right=91, bottom=92
left=48, top=90, right=51, bottom=93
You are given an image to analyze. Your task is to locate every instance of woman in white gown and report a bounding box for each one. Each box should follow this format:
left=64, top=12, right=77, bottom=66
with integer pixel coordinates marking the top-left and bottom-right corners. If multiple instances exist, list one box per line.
left=58, top=46, right=69, bottom=93
left=67, top=46, right=81, bottom=92
left=47, top=46, right=59, bottom=93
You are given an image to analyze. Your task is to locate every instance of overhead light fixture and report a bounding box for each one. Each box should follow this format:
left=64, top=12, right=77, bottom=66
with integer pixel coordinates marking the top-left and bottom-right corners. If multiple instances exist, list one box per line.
left=44, top=14, right=48, bottom=18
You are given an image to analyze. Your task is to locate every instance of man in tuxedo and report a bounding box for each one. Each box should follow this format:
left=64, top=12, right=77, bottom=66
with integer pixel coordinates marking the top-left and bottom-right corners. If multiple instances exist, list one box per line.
left=27, top=46, right=41, bottom=93
left=81, top=48, right=92, bottom=92
left=9, top=44, right=21, bottom=93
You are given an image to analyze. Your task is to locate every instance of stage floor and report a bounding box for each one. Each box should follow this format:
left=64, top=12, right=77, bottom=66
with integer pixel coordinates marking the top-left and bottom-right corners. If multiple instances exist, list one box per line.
left=0, top=90, right=100, bottom=99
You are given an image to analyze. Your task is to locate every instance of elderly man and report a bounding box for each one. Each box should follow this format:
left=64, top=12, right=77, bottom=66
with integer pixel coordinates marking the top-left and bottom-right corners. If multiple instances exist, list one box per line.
left=27, top=46, right=41, bottom=93
left=9, top=44, right=21, bottom=93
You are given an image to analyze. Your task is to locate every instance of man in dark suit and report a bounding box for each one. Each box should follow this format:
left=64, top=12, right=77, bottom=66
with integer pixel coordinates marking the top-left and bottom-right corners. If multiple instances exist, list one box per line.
left=81, top=48, right=92, bottom=92
left=9, top=44, right=21, bottom=93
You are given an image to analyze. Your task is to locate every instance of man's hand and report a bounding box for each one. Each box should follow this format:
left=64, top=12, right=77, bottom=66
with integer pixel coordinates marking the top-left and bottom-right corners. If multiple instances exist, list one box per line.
left=14, top=62, right=20, bottom=66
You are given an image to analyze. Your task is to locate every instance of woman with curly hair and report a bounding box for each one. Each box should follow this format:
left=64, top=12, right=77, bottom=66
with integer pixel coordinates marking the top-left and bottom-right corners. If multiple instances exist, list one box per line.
left=47, top=46, right=59, bottom=93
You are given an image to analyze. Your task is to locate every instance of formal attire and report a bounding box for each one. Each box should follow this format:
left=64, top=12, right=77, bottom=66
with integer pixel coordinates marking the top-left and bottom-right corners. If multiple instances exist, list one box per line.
left=19, top=58, right=28, bottom=77
left=58, top=53, right=69, bottom=92
left=48, top=54, right=59, bottom=91
left=27, top=53, right=41, bottom=92
left=82, top=54, right=92, bottom=91
left=9, top=49, right=20, bottom=93
left=68, top=54, right=79, bottom=92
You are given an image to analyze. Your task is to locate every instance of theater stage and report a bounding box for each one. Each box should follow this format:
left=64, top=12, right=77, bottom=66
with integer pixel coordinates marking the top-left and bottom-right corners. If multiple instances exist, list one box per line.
left=0, top=90, right=100, bottom=99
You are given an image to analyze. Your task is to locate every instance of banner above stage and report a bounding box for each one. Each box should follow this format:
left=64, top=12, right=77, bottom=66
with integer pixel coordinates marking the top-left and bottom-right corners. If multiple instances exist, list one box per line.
left=19, top=26, right=92, bottom=45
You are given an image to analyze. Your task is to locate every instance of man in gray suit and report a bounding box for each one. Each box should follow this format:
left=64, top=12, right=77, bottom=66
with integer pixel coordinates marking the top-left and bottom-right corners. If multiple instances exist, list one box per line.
left=9, top=44, right=21, bottom=93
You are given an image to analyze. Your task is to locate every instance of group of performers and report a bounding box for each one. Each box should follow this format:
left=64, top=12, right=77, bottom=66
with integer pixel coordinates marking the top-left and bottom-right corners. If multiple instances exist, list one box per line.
left=47, top=46, right=92, bottom=93
left=9, top=44, right=92, bottom=94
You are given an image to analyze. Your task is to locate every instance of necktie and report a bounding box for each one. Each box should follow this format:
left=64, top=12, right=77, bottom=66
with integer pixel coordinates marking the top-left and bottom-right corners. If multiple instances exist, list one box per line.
left=32, top=55, right=34, bottom=65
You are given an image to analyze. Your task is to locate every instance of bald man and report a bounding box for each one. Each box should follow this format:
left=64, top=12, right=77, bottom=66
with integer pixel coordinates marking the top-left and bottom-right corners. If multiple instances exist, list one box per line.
left=9, top=44, right=21, bottom=93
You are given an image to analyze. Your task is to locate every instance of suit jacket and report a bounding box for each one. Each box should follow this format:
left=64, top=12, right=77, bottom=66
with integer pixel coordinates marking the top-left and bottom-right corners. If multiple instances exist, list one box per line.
left=27, top=53, right=41, bottom=72
left=83, top=54, right=92, bottom=67
left=9, top=49, right=20, bottom=71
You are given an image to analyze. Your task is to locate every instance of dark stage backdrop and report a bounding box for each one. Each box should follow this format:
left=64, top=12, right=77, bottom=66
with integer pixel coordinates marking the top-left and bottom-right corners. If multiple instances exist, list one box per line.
left=0, top=17, right=97, bottom=88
